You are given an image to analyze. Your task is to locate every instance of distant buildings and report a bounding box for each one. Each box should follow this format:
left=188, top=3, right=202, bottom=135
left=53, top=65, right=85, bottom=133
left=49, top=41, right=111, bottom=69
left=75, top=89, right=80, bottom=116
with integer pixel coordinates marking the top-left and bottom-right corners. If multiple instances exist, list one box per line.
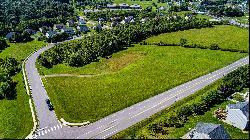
left=225, top=102, right=249, bottom=130
left=182, top=122, right=230, bottom=139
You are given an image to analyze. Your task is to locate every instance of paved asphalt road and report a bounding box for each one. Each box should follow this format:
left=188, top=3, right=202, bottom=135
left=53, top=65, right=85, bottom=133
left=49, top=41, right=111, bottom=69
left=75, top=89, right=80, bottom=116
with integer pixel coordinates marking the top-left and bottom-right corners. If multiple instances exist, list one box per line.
left=25, top=42, right=249, bottom=139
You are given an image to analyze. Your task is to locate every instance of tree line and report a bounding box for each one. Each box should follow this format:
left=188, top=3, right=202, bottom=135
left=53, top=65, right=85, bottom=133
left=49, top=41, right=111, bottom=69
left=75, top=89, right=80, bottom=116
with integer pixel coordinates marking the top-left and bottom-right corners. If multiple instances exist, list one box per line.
left=0, top=58, right=20, bottom=100
left=38, top=15, right=212, bottom=68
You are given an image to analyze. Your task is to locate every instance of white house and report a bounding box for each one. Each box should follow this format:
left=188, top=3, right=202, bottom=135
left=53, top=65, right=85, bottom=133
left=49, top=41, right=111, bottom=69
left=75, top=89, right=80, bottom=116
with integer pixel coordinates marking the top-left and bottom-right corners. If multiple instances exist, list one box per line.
left=225, top=102, right=249, bottom=130
left=77, top=25, right=88, bottom=32
left=182, top=122, right=230, bottom=139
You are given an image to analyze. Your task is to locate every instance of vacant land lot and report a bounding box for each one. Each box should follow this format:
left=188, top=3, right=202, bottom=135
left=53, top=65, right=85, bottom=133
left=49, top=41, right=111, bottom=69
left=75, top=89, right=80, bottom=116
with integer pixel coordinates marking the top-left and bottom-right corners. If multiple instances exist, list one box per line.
left=111, top=81, right=249, bottom=139
left=145, top=25, right=249, bottom=52
left=42, top=45, right=247, bottom=122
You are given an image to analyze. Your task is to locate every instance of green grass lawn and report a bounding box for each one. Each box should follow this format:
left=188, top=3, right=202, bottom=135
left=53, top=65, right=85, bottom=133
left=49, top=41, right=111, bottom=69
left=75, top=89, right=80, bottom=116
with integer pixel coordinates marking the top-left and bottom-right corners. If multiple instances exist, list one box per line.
left=42, top=45, right=247, bottom=123
left=0, top=73, right=33, bottom=139
left=0, top=40, right=47, bottom=60
left=144, top=25, right=249, bottom=52
left=111, top=80, right=249, bottom=139
left=0, top=40, right=47, bottom=138
left=113, top=0, right=166, bottom=10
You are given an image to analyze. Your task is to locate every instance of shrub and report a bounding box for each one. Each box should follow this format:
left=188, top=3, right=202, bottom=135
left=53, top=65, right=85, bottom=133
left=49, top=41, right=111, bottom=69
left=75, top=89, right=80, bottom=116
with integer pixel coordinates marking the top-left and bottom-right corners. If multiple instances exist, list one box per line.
left=0, top=37, right=9, bottom=51
left=210, top=43, right=220, bottom=50
left=180, top=38, right=187, bottom=47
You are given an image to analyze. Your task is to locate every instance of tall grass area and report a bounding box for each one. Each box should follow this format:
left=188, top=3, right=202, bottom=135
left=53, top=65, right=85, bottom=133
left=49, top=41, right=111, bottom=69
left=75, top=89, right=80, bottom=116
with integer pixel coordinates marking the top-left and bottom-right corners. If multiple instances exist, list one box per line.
left=0, top=40, right=47, bottom=138
left=111, top=81, right=249, bottom=139
left=145, top=25, right=249, bottom=52
left=0, top=73, right=33, bottom=139
left=42, top=45, right=247, bottom=123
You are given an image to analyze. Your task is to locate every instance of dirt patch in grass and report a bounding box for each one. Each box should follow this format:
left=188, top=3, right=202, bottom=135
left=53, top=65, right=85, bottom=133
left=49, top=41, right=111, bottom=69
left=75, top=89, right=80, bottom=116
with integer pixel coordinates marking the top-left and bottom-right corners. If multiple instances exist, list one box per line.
left=106, top=52, right=144, bottom=72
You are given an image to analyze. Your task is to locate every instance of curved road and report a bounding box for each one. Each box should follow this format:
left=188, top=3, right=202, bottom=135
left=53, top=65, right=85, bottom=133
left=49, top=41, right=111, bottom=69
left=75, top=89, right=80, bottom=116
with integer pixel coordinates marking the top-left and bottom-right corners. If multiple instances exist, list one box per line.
left=25, top=42, right=249, bottom=139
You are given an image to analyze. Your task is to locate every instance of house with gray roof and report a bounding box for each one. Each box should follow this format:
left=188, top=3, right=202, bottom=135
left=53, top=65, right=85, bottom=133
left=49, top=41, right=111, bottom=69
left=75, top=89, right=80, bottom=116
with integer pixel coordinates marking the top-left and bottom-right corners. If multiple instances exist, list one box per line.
left=61, top=27, right=76, bottom=35
left=182, top=122, right=230, bottom=139
left=119, top=3, right=129, bottom=9
left=77, top=25, right=88, bottom=33
left=130, top=4, right=141, bottom=9
left=5, top=32, right=18, bottom=40
left=45, top=31, right=57, bottom=39
left=225, top=102, right=249, bottom=130
left=107, top=4, right=117, bottom=9
left=53, top=23, right=65, bottom=30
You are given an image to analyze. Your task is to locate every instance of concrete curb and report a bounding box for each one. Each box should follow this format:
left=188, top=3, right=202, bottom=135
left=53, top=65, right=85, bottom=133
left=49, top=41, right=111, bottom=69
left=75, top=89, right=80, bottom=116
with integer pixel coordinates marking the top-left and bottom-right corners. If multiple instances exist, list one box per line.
left=22, top=50, right=40, bottom=139
left=59, top=118, right=90, bottom=127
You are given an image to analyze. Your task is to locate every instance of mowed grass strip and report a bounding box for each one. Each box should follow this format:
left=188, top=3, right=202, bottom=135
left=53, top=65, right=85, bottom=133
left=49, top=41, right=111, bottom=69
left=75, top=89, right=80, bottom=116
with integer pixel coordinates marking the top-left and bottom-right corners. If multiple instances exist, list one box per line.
left=0, top=73, right=33, bottom=139
left=144, top=25, right=249, bottom=52
left=42, top=45, right=247, bottom=122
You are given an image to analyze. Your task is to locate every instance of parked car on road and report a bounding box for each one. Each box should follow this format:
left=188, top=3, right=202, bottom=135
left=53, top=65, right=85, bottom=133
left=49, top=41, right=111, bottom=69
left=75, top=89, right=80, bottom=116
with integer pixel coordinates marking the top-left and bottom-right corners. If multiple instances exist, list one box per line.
left=45, top=99, right=54, bottom=111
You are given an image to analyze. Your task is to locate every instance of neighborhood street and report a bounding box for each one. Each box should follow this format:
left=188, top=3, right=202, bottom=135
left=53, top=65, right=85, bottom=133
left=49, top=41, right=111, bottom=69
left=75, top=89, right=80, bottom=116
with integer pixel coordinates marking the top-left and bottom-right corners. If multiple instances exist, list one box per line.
left=25, top=43, right=249, bottom=139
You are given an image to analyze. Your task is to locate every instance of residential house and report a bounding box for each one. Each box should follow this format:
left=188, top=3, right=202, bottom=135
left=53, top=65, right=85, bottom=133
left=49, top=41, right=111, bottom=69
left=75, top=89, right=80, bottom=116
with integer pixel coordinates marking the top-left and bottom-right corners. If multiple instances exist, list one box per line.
left=140, top=17, right=149, bottom=24
left=39, top=26, right=50, bottom=34
left=24, top=29, right=37, bottom=35
left=53, top=24, right=65, bottom=31
left=77, top=25, right=89, bottom=33
left=93, top=24, right=102, bottom=31
left=61, top=27, right=76, bottom=35
left=111, top=21, right=119, bottom=27
left=107, top=4, right=117, bottom=9
left=5, top=32, right=18, bottom=40
left=182, top=122, right=230, bottom=139
left=121, top=16, right=133, bottom=24
left=66, top=20, right=75, bottom=27
left=119, top=3, right=129, bottom=9
left=45, top=31, right=57, bottom=38
left=225, top=102, right=249, bottom=130
left=98, top=17, right=106, bottom=22
left=159, top=6, right=166, bottom=11
left=111, top=17, right=122, bottom=22
left=130, top=4, right=141, bottom=9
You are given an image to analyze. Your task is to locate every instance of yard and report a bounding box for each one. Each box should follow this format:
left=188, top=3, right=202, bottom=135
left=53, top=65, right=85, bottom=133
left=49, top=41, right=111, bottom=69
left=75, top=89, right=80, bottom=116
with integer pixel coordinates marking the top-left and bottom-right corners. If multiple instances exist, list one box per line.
left=41, top=45, right=247, bottom=123
left=144, top=25, right=249, bottom=52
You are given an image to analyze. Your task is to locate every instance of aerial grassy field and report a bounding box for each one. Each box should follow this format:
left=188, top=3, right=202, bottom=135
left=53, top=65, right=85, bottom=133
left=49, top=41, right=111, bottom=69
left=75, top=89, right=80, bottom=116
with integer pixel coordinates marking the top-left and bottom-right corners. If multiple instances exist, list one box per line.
left=145, top=25, right=249, bottom=52
left=0, top=73, right=33, bottom=139
left=42, top=45, right=247, bottom=123
left=0, top=40, right=47, bottom=60
left=111, top=81, right=249, bottom=139
left=113, top=0, right=166, bottom=10
left=0, top=40, right=47, bottom=138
